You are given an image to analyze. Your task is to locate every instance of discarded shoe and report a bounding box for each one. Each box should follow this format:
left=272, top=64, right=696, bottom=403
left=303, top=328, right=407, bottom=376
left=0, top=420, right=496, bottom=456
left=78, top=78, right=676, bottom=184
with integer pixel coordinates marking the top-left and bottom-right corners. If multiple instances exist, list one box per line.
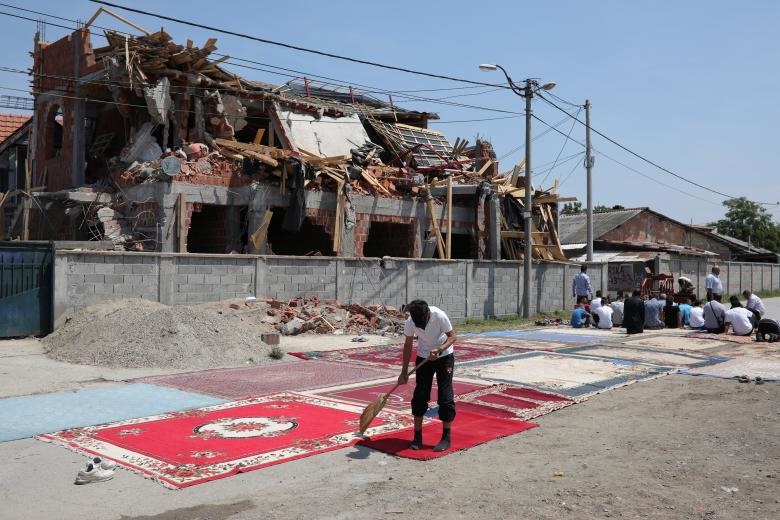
left=351, top=337, right=368, bottom=343
left=74, top=462, right=114, bottom=485
left=755, top=376, right=764, bottom=385
left=93, top=457, right=117, bottom=471
left=737, top=375, right=750, bottom=383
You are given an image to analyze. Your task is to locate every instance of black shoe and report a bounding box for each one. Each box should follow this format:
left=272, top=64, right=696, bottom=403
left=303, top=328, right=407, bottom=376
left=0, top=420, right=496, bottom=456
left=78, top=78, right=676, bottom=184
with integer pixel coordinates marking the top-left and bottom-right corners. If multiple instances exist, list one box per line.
left=433, top=437, right=451, bottom=452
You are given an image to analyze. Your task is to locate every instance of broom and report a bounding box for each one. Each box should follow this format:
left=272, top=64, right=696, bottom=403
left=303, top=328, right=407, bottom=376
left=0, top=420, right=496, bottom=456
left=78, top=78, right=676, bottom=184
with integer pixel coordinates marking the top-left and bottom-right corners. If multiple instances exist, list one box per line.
left=359, top=357, right=429, bottom=434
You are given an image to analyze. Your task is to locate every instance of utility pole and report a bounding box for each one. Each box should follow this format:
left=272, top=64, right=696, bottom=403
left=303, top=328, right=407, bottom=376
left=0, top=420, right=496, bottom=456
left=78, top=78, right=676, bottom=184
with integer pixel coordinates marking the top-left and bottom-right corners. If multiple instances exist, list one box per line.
left=523, top=81, right=534, bottom=318
left=585, top=99, right=594, bottom=261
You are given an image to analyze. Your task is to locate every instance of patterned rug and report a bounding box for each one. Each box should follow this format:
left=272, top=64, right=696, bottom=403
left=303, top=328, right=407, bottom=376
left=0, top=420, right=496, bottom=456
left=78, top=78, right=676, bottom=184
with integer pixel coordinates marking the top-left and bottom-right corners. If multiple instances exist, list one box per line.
left=457, top=352, right=670, bottom=398
left=560, top=345, right=729, bottom=369
left=456, top=384, right=574, bottom=421
left=288, top=343, right=528, bottom=368
left=358, top=405, right=538, bottom=460
left=132, top=361, right=397, bottom=400
left=37, top=393, right=417, bottom=489
left=317, top=380, right=488, bottom=411
left=476, top=330, right=595, bottom=344
left=458, top=336, right=569, bottom=351
left=687, top=332, right=755, bottom=344
left=623, top=336, right=727, bottom=351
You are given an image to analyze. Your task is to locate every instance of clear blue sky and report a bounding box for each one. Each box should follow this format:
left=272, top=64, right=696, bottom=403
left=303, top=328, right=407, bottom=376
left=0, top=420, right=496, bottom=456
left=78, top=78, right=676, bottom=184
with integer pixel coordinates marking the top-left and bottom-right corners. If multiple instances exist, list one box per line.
left=1, top=0, right=778, bottom=224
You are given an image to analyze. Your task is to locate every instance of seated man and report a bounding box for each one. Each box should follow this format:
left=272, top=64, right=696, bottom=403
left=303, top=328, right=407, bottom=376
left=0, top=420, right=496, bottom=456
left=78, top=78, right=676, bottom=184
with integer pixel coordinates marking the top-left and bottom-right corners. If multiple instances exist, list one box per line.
left=644, top=294, right=665, bottom=330
left=688, top=299, right=705, bottom=330
left=743, top=290, right=766, bottom=318
left=571, top=302, right=591, bottom=328
left=624, top=290, right=645, bottom=335
left=594, top=297, right=614, bottom=329
left=610, top=294, right=625, bottom=327
left=703, top=294, right=727, bottom=333
left=590, top=290, right=603, bottom=326
left=725, top=303, right=756, bottom=336
left=678, top=297, right=692, bottom=327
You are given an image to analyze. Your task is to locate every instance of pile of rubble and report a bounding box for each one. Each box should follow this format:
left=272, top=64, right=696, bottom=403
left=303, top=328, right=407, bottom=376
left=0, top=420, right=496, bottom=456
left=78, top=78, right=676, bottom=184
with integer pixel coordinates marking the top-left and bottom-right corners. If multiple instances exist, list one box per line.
left=260, top=295, right=406, bottom=337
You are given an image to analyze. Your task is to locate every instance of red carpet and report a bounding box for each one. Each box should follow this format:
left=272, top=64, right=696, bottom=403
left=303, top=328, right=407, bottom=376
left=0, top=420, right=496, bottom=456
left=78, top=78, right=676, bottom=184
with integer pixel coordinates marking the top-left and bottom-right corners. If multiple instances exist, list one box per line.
left=359, top=407, right=538, bottom=460
left=456, top=385, right=574, bottom=420
left=133, top=361, right=396, bottom=399
left=288, top=342, right=528, bottom=368
left=687, top=332, right=755, bottom=344
left=320, top=380, right=488, bottom=410
left=475, top=393, right=539, bottom=409
left=38, top=393, right=416, bottom=489
left=501, top=386, right=573, bottom=402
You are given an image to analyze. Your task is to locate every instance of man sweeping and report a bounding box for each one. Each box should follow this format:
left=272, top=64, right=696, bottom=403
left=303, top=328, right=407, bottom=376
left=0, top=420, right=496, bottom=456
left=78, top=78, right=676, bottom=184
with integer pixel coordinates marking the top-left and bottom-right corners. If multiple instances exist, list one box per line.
left=398, top=300, right=457, bottom=452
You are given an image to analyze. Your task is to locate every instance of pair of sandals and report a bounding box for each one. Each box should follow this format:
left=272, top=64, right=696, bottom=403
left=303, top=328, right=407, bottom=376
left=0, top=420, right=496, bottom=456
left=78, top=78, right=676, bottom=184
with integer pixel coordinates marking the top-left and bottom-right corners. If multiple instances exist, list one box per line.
left=736, top=374, right=764, bottom=384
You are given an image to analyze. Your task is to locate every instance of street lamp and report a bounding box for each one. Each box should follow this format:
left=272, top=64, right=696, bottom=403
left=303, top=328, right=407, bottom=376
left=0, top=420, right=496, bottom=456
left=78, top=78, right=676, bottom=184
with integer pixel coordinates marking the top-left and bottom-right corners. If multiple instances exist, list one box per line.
left=479, top=63, right=555, bottom=318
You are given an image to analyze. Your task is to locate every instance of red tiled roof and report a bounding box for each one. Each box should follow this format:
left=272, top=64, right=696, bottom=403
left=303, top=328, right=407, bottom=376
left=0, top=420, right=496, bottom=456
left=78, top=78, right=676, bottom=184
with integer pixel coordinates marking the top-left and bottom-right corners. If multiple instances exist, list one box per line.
left=0, top=113, right=31, bottom=144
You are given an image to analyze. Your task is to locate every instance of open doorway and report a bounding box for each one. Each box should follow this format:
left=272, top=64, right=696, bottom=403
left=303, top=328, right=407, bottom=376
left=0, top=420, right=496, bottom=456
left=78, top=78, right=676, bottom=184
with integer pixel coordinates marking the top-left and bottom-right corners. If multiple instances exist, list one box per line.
left=266, top=207, right=334, bottom=256
left=363, top=221, right=415, bottom=258
left=187, top=204, right=230, bottom=253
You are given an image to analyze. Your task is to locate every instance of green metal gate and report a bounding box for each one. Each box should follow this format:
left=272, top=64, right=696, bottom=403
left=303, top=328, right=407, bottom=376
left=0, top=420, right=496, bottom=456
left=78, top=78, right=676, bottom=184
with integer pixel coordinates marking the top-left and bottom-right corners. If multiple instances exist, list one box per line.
left=0, top=241, right=55, bottom=338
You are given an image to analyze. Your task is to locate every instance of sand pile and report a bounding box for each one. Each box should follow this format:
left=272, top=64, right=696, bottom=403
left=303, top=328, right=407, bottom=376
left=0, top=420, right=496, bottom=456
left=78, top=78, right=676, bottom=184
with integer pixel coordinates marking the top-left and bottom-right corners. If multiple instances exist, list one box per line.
left=43, top=299, right=276, bottom=369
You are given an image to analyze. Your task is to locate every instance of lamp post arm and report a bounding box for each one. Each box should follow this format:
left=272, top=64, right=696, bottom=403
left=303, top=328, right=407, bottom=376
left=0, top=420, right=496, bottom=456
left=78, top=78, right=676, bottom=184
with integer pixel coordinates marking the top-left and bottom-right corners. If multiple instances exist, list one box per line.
left=494, top=64, right=526, bottom=97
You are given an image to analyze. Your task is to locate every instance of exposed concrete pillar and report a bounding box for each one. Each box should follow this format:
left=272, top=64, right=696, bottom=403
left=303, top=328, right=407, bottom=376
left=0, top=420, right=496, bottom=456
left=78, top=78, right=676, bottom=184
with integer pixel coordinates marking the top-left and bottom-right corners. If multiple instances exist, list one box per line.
left=158, top=255, right=175, bottom=305
left=254, top=256, right=266, bottom=299
left=517, top=261, right=523, bottom=316
left=70, top=98, right=86, bottom=187
left=405, top=261, right=415, bottom=306
left=464, top=260, right=472, bottom=319
left=71, top=30, right=86, bottom=187
left=487, top=196, right=501, bottom=260
left=53, top=253, right=69, bottom=327
left=562, top=263, right=570, bottom=311
left=335, top=258, right=344, bottom=302
left=157, top=183, right=177, bottom=253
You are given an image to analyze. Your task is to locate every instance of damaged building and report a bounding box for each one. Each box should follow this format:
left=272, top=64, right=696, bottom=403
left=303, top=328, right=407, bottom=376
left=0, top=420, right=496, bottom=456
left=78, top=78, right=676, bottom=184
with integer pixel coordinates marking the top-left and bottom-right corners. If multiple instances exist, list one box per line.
left=20, top=11, right=572, bottom=260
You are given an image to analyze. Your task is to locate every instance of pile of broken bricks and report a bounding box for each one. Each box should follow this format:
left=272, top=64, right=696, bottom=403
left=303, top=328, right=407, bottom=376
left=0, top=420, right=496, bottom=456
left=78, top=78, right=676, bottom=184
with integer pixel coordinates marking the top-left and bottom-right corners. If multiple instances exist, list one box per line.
left=259, top=295, right=406, bottom=336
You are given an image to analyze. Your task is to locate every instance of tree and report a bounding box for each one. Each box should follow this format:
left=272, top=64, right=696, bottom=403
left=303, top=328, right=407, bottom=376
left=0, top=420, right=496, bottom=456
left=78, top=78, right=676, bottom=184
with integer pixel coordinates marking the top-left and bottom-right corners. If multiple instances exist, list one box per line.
left=710, top=197, right=780, bottom=252
left=594, top=205, right=612, bottom=213
left=561, top=202, right=582, bottom=215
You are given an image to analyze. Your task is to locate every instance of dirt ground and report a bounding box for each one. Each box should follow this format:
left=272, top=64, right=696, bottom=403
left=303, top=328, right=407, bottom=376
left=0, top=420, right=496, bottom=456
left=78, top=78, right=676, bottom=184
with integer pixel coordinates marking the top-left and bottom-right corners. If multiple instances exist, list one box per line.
left=1, top=373, right=777, bottom=520
left=247, top=376, right=780, bottom=520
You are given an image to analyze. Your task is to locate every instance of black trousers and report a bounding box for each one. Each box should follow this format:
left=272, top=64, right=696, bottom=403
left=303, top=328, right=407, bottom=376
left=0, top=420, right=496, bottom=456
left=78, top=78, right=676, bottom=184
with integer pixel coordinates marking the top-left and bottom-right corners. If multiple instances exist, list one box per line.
left=411, top=353, right=456, bottom=422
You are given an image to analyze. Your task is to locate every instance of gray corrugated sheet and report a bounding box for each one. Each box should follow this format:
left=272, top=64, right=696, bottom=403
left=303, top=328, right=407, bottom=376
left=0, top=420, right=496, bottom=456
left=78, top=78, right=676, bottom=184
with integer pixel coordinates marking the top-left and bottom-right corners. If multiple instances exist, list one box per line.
left=558, top=209, right=643, bottom=245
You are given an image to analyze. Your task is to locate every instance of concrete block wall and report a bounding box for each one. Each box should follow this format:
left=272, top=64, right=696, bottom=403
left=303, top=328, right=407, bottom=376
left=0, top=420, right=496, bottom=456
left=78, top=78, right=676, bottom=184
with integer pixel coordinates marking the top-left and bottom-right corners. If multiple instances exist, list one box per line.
left=56, top=253, right=160, bottom=318
left=55, top=252, right=780, bottom=328
left=409, top=261, right=468, bottom=320
left=263, top=257, right=337, bottom=301
left=172, top=256, right=255, bottom=304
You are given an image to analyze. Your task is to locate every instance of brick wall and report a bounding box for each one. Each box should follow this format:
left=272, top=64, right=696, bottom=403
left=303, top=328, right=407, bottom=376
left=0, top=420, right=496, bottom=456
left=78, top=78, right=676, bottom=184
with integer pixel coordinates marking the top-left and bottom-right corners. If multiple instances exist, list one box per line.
left=54, top=252, right=780, bottom=327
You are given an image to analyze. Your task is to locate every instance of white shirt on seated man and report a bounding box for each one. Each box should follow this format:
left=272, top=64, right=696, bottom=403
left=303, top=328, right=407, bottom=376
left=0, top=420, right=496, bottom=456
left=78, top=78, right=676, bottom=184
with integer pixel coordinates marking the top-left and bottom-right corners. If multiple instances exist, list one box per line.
left=594, top=305, right=614, bottom=329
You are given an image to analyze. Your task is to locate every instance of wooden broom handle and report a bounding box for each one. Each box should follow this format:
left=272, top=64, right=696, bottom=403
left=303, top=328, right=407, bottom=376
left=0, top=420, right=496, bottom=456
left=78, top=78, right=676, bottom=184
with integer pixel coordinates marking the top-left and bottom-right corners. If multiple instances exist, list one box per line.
left=386, top=357, right=429, bottom=395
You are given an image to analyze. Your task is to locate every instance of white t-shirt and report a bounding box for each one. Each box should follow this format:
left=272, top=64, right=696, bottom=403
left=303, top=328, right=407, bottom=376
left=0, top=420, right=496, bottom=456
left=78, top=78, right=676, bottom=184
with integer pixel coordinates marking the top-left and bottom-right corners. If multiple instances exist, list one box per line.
left=404, top=306, right=454, bottom=358
left=725, top=307, right=754, bottom=336
left=689, top=306, right=705, bottom=328
left=746, top=294, right=766, bottom=317
left=590, top=297, right=602, bottom=311
left=705, top=273, right=723, bottom=295
left=594, top=305, right=614, bottom=329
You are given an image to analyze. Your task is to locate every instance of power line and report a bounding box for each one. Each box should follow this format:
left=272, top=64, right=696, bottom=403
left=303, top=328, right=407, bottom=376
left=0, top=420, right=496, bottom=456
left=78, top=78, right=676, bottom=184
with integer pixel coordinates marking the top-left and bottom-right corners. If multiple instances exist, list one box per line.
left=539, top=107, right=582, bottom=185
left=89, top=0, right=510, bottom=90
left=0, top=7, right=524, bottom=117
left=536, top=92, right=779, bottom=206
